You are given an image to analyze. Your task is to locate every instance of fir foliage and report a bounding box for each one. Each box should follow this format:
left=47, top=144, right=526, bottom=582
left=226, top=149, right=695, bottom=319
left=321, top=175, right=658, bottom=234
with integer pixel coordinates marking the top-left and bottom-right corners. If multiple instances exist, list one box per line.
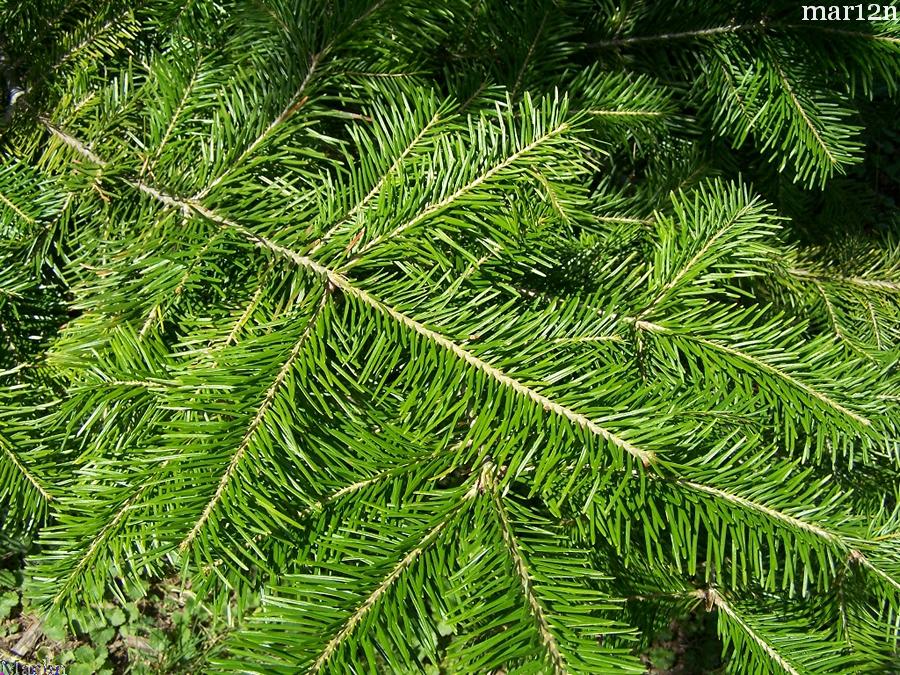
left=0, top=1, right=899, bottom=672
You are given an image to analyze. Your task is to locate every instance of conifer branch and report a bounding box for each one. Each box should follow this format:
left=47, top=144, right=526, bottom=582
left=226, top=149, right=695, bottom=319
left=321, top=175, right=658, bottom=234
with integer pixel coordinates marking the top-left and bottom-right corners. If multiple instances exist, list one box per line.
left=636, top=321, right=871, bottom=427
left=863, top=297, right=884, bottom=349
left=688, top=335, right=870, bottom=426
left=348, top=119, right=573, bottom=261
left=676, top=479, right=840, bottom=544
left=638, top=201, right=758, bottom=317
left=551, top=335, right=622, bottom=344
left=193, top=51, right=320, bottom=199
left=46, top=121, right=655, bottom=468
left=309, top=106, right=444, bottom=254
left=87, top=379, right=164, bottom=390
left=532, top=170, right=571, bottom=224
left=42, top=118, right=104, bottom=165
left=325, top=273, right=655, bottom=466
left=587, top=109, right=664, bottom=118
left=0, top=435, right=51, bottom=503
left=510, top=11, right=548, bottom=101
left=201, top=446, right=454, bottom=576
left=492, top=489, right=567, bottom=674
left=709, top=589, right=802, bottom=675
left=594, top=215, right=654, bottom=227
left=813, top=280, right=843, bottom=339
left=51, top=483, right=150, bottom=607
left=296, top=448, right=443, bottom=520
left=50, top=9, right=137, bottom=72
left=179, top=288, right=331, bottom=552
left=788, top=267, right=900, bottom=293
left=854, top=553, right=900, bottom=592
left=308, top=489, right=474, bottom=673
left=788, top=25, right=900, bottom=44
left=713, top=60, right=755, bottom=130
left=139, top=221, right=217, bottom=336
left=0, top=189, right=36, bottom=225
left=589, top=23, right=764, bottom=49
left=769, top=55, right=839, bottom=169
left=221, top=261, right=273, bottom=348
left=140, top=58, right=204, bottom=178
left=194, top=0, right=388, bottom=199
